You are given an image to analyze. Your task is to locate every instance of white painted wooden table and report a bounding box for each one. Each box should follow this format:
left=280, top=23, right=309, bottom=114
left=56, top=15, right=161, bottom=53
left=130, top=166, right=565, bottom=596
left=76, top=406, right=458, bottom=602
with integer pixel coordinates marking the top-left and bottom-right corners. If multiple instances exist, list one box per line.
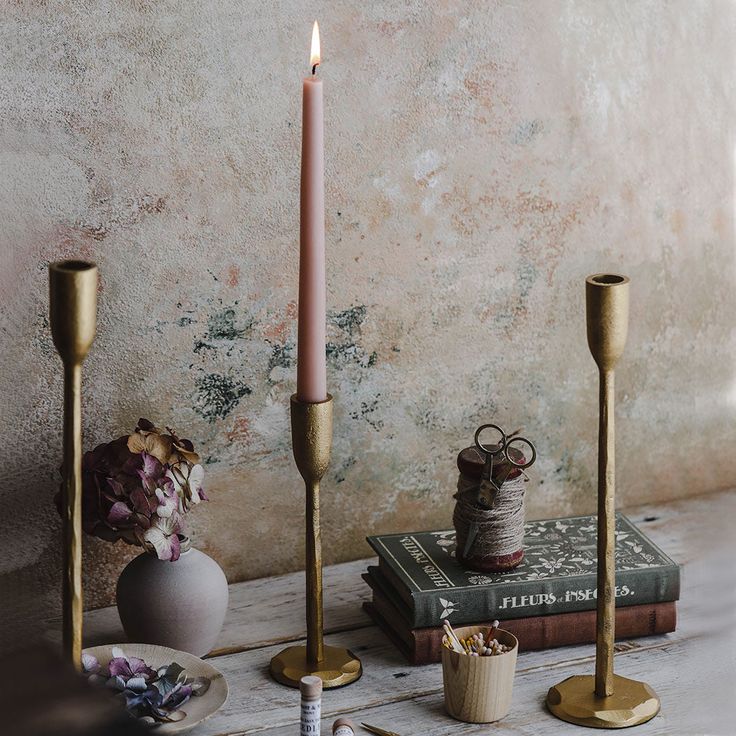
left=84, top=491, right=736, bottom=735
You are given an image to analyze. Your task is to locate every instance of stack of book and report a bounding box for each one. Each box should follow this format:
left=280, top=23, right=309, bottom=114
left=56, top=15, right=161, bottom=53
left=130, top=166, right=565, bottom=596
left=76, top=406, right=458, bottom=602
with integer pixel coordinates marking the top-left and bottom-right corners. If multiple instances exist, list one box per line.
left=364, top=513, right=680, bottom=664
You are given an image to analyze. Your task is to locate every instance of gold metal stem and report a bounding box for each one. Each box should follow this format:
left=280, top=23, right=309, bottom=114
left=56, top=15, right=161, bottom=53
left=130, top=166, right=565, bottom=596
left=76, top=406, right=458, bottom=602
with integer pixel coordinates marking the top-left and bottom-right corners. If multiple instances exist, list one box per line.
left=270, top=394, right=362, bottom=688
left=595, top=369, right=615, bottom=697
left=62, top=363, right=83, bottom=668
left=546, top=274, right=660, bottom=728
left=291, top=395, right=332, bottom=666
left=305, top=478, right=324, bottom=665
left=49, top=260, right=97, bottom=671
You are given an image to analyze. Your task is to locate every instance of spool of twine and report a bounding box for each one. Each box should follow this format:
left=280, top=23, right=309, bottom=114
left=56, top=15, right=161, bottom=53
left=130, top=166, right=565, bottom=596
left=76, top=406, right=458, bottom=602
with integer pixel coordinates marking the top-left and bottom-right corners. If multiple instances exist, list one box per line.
left=453, top=447, right=527, bottom=572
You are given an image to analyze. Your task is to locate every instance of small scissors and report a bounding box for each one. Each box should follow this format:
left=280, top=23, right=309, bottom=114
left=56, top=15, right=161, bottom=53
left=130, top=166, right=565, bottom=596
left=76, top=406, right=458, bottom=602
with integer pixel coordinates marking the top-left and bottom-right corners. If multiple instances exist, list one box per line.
left=474, top=423, right=536, bottom=509
left=362, top=724, right=402, bottom=736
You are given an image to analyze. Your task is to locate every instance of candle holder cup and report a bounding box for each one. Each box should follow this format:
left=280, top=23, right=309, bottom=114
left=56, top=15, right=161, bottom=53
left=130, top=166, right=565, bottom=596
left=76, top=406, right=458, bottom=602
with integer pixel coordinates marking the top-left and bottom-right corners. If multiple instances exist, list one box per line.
left=49, top=260, right=98, bottom=670
left=269, top=394, right=362, bottom=688
left=546, top=274, right=660, bottom=728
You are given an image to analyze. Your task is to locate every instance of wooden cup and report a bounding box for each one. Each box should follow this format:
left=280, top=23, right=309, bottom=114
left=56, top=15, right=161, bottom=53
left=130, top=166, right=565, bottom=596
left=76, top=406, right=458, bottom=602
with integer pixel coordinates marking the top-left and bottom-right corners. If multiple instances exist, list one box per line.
left=441, top=626, right=518, bottom=723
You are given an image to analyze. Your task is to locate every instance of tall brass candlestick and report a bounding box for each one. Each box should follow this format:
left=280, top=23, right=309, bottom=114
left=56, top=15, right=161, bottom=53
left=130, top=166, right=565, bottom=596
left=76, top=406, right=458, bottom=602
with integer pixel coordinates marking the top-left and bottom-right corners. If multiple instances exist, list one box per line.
left=269, top=395, right=362, bottom=688
left=49, top=260, right=98, bottom=670
left=546, top=274, right=660, bottom=728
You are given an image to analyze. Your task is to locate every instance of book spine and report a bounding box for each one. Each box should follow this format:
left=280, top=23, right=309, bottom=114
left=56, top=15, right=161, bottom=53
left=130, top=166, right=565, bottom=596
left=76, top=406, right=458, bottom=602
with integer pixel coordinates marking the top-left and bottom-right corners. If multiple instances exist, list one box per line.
left=397, top=561, right=681, bottom=628
left=411, top=602, right=677, bottom=664
left=362, top=602, right=418, bottom=663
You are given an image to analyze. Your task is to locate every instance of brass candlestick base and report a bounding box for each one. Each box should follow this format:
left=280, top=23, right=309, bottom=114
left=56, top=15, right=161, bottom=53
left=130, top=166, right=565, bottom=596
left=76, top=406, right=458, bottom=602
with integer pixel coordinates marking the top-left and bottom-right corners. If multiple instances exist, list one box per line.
left=547, top=675, right=660, bottom=729
left=547, top=275, right=659, bottom=727
left=269, top=394, right=362, bottom=688
left=49, top=260, right=98, bottom=670
left=270, top=643, right=362, bottom=689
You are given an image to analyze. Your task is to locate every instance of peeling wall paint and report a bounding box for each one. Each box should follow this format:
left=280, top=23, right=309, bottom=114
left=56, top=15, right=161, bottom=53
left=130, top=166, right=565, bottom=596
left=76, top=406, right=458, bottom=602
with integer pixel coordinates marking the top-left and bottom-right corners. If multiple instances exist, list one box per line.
left=1, top=1, right=735, bottom=639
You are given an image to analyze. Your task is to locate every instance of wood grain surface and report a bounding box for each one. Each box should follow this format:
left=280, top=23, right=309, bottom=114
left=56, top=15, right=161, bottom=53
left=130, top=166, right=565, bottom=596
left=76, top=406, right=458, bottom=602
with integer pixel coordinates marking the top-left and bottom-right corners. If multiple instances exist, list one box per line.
left=68, top=490, right=735, bottom=735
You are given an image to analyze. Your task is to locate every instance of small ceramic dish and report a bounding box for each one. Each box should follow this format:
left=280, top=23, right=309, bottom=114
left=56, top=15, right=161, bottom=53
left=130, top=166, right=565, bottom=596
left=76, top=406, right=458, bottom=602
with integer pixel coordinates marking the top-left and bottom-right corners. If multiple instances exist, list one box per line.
left=83, top=643, right=228, bottom=734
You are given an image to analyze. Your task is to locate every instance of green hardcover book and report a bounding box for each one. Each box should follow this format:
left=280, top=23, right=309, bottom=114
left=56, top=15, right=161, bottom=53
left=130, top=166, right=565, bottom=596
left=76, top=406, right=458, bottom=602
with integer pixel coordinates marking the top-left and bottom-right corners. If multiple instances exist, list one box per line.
left=366, top=513, right=680, bottom=628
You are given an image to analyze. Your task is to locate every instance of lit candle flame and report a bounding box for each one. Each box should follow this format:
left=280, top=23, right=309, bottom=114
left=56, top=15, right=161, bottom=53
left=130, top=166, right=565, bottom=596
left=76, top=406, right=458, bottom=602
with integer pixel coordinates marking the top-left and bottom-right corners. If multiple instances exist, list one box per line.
left=310, top=21, right=320, bottom=72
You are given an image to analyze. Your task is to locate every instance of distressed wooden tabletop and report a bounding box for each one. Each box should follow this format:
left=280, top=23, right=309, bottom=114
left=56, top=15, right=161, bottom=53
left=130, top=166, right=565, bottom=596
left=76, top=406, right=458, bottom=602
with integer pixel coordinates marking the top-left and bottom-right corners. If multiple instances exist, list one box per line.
left=83, top=490, right=736, bottom=735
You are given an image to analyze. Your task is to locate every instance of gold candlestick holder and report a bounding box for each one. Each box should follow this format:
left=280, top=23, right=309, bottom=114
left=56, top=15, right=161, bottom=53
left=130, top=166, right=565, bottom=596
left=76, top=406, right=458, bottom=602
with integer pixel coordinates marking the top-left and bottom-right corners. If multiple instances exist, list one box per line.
left=269, top=394, right=362, bottom=688
left=49, top=260, right=98, bottom=670
left=546, top=274, right=660, bottom=728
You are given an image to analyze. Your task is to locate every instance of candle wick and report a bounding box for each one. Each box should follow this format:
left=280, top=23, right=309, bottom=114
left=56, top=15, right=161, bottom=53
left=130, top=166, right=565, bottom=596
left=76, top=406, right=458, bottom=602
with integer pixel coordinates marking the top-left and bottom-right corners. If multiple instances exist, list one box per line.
left=311, top=63, right=319, bottom=75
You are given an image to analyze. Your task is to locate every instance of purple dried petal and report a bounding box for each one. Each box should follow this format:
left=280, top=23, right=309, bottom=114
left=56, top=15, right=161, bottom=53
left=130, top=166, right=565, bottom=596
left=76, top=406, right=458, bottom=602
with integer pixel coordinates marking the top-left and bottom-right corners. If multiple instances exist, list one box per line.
left=108, top=657, right=130, bottom=677
left=126, top=676, right=148, bottom=692
left=81, top=652, right=100, bottom=673
left=140, top=452, right=162, bottom=479
left=106, top=477, right=126, bottom=497
left=128, top=656, right=156, bottom=678
left=124, top=684, right=162, bottom=713
left=138, top=472, right=158, bottom=494
left=106, top=674, right=127, bottom=691
left=162, top=682, right=192, bottom=710
left=143, top=524, right=180, bottom=561
left=155, top=489, right=177, bottom=518
left=107, top=501, right=132, bottom=525
left=130, top=488, right=153, bottom=515
left=168, top=531, right=181, bottom=562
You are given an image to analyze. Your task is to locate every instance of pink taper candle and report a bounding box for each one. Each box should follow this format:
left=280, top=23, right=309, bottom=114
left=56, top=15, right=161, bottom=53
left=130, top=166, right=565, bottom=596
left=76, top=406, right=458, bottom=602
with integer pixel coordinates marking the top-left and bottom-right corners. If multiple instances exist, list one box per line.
left=297, top=21, right=327, bottom=403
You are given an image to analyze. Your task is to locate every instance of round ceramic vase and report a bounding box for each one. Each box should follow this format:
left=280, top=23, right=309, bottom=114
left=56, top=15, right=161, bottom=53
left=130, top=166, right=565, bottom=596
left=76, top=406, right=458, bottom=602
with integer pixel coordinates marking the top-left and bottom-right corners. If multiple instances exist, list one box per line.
left=116, top=538, right=228, bottom=657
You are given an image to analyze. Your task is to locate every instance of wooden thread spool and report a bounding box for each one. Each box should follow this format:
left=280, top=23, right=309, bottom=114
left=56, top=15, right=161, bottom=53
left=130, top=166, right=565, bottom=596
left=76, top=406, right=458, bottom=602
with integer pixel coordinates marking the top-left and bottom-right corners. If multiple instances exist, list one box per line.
left=441, top=626, right=518, bottom=723
left=454, top=446, right=527, bottom=572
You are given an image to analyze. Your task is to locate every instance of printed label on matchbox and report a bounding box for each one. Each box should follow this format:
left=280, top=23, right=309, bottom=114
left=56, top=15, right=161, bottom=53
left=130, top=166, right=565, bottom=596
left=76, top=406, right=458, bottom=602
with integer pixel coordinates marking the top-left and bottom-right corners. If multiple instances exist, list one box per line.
left=300, top=702, right=320, bottom=735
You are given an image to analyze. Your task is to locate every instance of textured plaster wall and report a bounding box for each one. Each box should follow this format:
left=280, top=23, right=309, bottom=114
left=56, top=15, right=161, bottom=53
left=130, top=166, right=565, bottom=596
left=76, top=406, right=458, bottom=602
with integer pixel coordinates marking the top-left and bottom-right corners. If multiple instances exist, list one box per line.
left=1, top=1, right=735, bottom=635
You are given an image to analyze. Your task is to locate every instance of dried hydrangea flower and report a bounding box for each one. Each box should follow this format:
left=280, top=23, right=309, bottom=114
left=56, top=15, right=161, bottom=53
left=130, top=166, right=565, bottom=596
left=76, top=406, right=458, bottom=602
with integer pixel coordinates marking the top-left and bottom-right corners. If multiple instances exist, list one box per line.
left=61, top=419, right=206, bottom=561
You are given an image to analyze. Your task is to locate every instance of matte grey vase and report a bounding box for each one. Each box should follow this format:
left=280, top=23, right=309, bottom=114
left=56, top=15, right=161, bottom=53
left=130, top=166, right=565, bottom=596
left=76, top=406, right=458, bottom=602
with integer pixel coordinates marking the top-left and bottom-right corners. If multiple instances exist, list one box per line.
left=116, top=536, right=228, bottom=657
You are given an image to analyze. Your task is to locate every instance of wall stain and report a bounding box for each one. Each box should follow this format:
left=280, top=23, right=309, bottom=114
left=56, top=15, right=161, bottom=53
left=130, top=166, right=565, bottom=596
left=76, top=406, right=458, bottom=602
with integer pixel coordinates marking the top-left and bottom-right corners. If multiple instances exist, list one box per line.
left=263, top=300, right=298, bottom=343
left=326, top=305, right=377, bottom=369
left=227, top=265, right=240, bottom=287
left=193, top=305, right=252, bottom=355
left=349, top=398, right=384, bottom=431
left=268, top=343, right=295, bottom=373
left=207, top=307, right=249, bottom=340
left=513, top=119, right=544, bottom=145
left=330, top=305, right=367, bottom=336
left=227, top=416, right=251, bottom=444
left=334, top=455, right=357, bottom=484
left=194, top=373, right=251, bottom=422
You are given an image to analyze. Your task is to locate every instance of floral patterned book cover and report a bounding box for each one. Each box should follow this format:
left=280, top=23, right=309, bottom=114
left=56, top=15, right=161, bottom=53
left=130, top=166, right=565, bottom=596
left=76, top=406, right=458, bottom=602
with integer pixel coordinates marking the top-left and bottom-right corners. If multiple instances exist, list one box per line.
left=366, top=513, right=680, bottom=627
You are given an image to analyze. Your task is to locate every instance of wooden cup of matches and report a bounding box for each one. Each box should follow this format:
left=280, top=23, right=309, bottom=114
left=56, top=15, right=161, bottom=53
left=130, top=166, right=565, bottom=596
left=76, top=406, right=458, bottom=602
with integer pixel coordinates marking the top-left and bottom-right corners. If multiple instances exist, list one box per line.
left=441, top=620, right=518, bottom=723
